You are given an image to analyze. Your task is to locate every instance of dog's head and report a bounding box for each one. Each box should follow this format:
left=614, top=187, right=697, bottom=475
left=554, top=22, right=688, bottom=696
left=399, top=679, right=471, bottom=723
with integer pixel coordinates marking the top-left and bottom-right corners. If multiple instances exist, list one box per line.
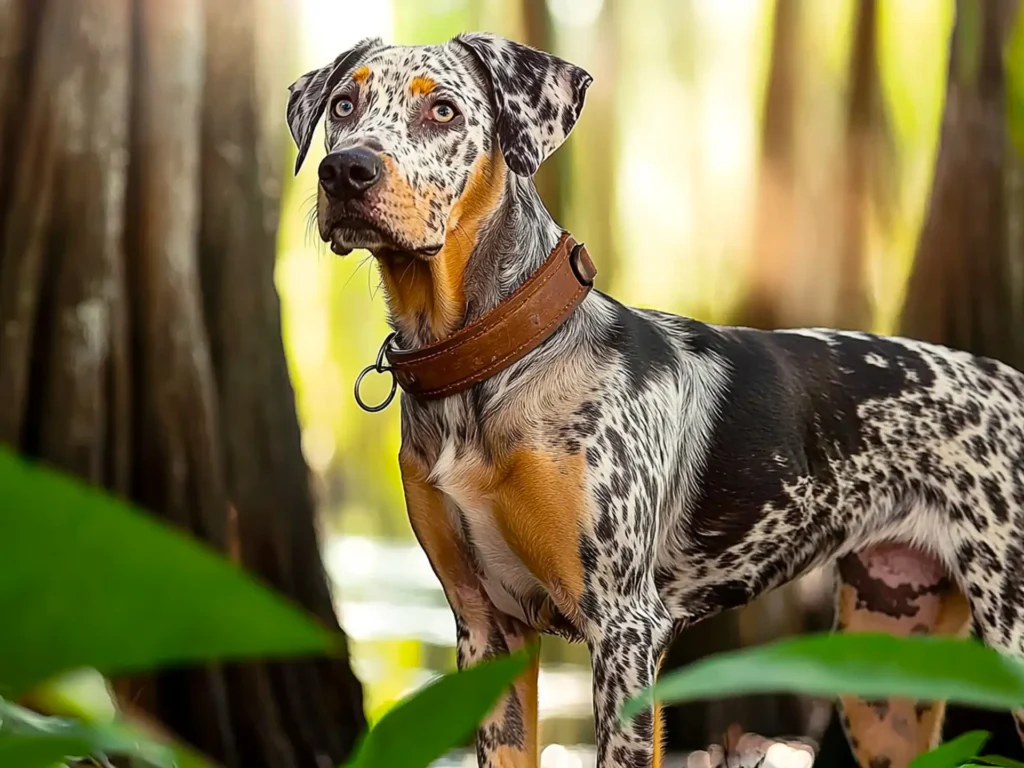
left=287, top=33, right=592, bottom=258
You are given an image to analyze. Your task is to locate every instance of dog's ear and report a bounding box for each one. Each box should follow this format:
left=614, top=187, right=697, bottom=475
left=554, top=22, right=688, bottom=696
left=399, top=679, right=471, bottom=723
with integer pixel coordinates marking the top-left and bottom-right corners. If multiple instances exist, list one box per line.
left=287, top=37, right=382, bottom=175
left=453, top=32, right=592, bottom=177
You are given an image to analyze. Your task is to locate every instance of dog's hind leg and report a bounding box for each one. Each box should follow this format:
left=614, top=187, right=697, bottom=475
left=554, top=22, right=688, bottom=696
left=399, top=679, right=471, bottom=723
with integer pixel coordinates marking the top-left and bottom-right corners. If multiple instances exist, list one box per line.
left=834, top=545, right=972, bottom=768
left=952, top=532, right=1024, bottom=745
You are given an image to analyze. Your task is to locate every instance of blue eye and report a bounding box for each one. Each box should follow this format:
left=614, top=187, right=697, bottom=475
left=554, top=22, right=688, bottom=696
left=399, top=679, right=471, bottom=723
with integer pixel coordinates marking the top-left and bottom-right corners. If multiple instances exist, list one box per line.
left=430, top=102, right=458, bottom=123
left=333, top=98, right=354, bottom=118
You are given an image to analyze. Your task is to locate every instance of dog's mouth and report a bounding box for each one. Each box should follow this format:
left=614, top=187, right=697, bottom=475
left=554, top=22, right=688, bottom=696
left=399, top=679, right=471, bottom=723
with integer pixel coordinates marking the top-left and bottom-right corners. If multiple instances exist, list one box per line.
left=321, top=205, right=443, bottom=259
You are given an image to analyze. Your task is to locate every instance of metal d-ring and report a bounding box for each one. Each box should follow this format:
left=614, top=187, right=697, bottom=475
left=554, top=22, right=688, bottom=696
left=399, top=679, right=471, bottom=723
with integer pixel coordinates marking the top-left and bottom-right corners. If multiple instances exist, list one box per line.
left=354, top=332, right=398, bottom=413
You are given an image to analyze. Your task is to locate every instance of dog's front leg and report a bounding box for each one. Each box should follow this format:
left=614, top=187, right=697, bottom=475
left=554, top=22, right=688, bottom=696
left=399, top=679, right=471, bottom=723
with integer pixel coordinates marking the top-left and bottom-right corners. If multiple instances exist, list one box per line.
left=456, top=605, right=540, bottom=768
left=401, top=454, right=539, bottom=768
left=587, top=592, right=675, bottom=768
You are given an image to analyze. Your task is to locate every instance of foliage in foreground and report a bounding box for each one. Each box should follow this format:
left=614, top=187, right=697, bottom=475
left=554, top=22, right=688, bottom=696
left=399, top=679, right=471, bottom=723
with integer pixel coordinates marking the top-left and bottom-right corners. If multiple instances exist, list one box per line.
left=0, top=448, right=526, bottom=768
left=2, top=448, right=1024, bottom=768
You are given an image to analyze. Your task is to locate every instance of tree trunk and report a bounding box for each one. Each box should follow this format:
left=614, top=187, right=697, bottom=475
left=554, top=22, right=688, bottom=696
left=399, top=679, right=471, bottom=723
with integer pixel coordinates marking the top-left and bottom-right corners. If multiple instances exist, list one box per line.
left=818, top=1, right=1024, bottom=764
left=740, top=0, right=802, bottom=330
left=897, top=0, right=1024, bottom=758
left=671, top=0, right=893, bottom=752
left=900, top=0, right=1024, bottom=362
left=662, top=0, right=816, bottom=750
left=741, top=0, right=890, bottom=332
left=0, top=1, right=367, bottom=766
left=834, top=0, right=886, bottom=330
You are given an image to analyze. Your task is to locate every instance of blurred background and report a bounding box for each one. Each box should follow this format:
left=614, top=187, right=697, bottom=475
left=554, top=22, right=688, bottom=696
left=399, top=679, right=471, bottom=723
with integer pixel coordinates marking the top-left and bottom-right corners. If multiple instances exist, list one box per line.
left=4, top=0, right=1024, bottom=766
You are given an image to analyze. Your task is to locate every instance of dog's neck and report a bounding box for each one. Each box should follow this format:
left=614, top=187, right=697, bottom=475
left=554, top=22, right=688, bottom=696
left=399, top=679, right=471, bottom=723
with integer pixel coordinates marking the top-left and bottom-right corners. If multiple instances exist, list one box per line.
left=375, top=156, right=563, bottom=351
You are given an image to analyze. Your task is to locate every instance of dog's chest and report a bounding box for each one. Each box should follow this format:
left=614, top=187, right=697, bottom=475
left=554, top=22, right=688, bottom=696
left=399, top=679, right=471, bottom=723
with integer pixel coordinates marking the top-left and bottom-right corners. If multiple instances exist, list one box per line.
left=428, top=440, right=553, bottom=628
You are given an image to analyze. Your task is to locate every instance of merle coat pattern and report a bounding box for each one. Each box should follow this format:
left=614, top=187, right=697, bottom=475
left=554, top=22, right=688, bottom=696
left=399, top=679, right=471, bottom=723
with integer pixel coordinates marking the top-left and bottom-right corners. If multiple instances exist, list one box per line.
left=287, top=32, right=1024, bottom=768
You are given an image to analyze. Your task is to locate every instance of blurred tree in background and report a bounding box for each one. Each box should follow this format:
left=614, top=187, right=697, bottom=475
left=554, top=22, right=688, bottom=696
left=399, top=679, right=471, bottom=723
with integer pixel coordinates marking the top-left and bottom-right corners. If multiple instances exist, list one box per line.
left=816, top=0, right=1024, bottom=763
left=663, top=0, right=896, bottom=751
left=269, top=0, right=1024, bottom=759
left=0, top=1, right=366, bottom=766
left=5, top=0, right=1024, bottom=763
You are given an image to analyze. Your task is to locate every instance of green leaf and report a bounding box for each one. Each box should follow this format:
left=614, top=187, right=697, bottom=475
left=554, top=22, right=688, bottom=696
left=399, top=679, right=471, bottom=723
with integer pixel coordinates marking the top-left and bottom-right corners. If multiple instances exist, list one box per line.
left=909, top=731, right=988, bottom=768
left=0, top=697, right=205, bottom=768
left=345, top=651, right=531, bottom=768
left=973, top=757, right=1024, bottom=768
left=27, top=669, right=117, bottom=723
left=0, top=448, right=337, bottom=698
left=622, top=633, right=1024, bottom=721
left=0, top=734, right=91, bottom=768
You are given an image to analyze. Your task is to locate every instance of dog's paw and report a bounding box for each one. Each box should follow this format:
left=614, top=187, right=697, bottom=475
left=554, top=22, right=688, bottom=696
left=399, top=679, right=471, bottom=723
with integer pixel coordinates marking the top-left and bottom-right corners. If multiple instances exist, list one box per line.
left=686, top=733, right=816, bottom=768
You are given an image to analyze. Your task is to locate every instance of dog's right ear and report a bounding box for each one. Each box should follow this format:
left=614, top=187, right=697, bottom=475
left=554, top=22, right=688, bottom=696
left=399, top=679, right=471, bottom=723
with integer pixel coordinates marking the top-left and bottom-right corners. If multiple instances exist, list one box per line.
left=287, top=37, right=382, bottom=175
left=453, top=33, right=592, bottom=177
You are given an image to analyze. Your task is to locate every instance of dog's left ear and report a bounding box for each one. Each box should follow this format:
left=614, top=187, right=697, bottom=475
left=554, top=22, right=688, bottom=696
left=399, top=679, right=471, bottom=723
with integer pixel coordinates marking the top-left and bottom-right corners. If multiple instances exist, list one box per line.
left=287, top=37, right=382, bottom=175
left=453, top=32, right=592, bottom=177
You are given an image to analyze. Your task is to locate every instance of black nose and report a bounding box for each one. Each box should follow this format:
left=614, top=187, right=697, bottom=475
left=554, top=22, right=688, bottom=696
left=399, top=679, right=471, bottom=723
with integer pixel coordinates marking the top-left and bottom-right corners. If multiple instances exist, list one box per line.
left=318, top=148, right=383, bottom=200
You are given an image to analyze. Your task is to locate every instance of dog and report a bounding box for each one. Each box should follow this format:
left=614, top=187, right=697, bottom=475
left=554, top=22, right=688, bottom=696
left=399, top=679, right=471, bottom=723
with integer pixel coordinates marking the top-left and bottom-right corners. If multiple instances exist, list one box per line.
left=286, top=33, right=1024, bottom=768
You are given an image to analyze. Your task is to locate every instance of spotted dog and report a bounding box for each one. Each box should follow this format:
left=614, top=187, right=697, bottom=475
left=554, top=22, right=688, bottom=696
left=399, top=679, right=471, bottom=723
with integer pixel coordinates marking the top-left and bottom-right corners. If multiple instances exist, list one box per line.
left=287, top=33, right=1024, bottom=768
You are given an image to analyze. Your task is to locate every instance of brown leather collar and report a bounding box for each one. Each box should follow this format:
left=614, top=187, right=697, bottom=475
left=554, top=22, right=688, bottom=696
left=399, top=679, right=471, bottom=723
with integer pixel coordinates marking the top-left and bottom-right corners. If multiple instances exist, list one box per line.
left=355, top=232, right=596, bottom=409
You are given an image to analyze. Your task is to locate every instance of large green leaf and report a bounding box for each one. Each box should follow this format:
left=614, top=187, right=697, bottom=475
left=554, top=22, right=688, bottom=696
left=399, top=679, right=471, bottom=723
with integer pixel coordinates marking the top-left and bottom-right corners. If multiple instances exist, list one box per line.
left=345, top=651, right=531, bottom=768
left=622, top=633, right=1024, bottom=721
left=0, top=448, right=336, bottom=697
left=0, top=734, right=90, bottom=768
left=909, top=731, right=989, bottom=768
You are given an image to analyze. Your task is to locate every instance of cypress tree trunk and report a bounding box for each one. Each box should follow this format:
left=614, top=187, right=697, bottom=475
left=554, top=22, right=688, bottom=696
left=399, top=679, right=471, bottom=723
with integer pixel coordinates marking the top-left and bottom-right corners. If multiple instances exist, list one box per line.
left=818, top=1, right=1024, bottom=763
left=0, top=1, right=367, bottom=765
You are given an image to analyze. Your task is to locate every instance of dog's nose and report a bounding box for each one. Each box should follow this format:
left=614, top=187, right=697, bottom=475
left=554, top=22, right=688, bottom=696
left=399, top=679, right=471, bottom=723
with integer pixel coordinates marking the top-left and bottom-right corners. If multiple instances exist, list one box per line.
left=318, top=148, right=383, bottom=200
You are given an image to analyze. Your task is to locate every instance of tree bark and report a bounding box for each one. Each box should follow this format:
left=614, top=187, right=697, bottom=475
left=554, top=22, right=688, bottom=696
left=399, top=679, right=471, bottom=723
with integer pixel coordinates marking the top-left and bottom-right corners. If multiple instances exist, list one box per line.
left=897, top=0, right=1024, bottom=756
left=818, top=1, right=1024, bottom=764
left=900, top=0, right=1024, bottom=363
left=662, top=0, right=817, bottom=750
left=740, top=0, right=802, bottom=331
left=0, top=1, right=367, bottom=766
left=835, top=0, right=886, bottom=330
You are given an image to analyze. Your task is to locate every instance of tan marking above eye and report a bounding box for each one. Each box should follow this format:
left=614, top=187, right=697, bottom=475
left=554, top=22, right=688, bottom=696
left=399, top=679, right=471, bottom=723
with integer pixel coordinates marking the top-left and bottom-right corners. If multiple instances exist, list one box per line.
left=410, top=75, right=437, bottom=96
left=352, top=66, right=371, bottom=83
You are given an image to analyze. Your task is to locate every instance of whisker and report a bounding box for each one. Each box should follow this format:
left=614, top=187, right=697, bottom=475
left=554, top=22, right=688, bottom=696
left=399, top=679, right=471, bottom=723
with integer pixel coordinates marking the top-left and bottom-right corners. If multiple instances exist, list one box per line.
left=339, top=252, right=374, bottom=293
left=304, top=209, right=319, bottom=249
left=369, top=257, right=381, bottom=300
left=371, top=273, right=385, bottom=301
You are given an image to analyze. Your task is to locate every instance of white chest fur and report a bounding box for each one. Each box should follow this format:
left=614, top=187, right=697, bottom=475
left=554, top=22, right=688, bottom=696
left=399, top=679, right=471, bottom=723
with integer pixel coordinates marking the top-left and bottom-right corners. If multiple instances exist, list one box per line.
left=428, top=440, right=544, bottom=625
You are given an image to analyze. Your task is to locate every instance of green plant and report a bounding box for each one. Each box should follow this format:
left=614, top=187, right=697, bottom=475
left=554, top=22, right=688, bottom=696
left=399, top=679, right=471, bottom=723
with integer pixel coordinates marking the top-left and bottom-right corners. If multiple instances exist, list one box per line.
left=344, top=652, right=530, bottom=768
left=908, top=731, right=989, bottom=768
left=0, top=448, right=528, bottom=767
left=622, top=632, right=1024, bottom=719
left=6, top=444, right=1024, bottom=767
left=621, top=632, right=1024, bottom=767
